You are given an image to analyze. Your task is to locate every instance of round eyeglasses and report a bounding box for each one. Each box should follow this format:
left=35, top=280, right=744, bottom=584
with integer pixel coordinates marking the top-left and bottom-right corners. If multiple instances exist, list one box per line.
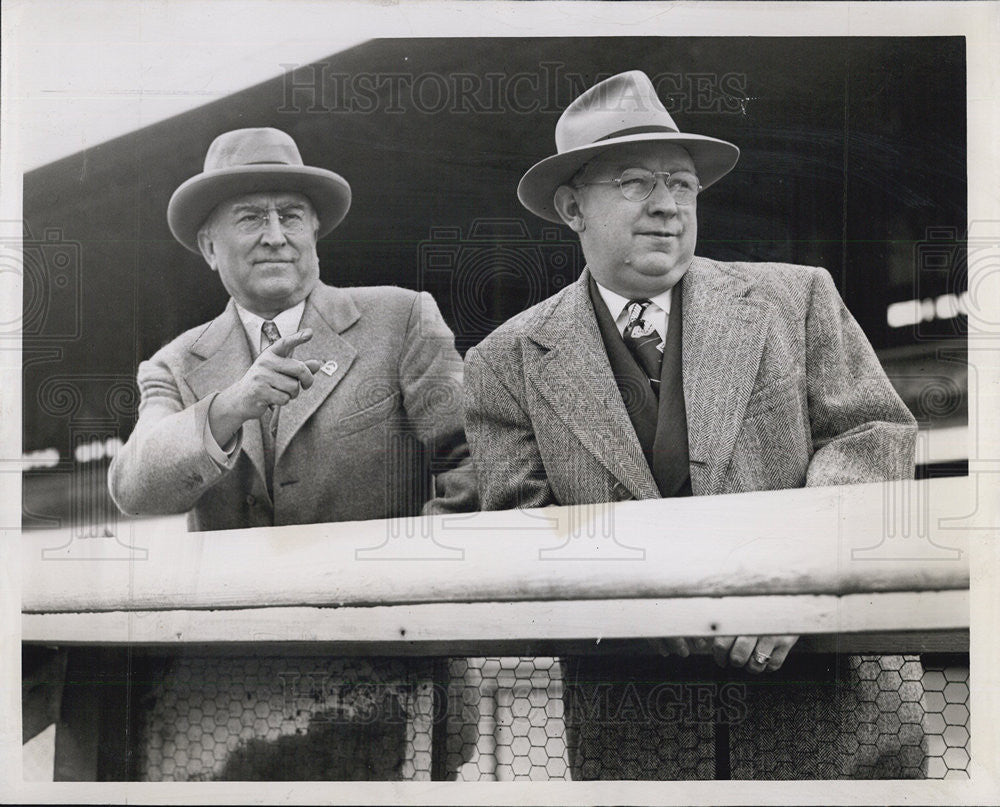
left=230, top=207, right=311, bottom=235
left=576, top=168, right=702, bottom=204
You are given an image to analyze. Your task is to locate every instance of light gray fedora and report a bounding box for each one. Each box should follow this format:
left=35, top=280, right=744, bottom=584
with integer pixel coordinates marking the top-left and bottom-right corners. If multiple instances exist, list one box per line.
left=167, top=127, right=352, bottom=253
left=517, top=71, right=740, bottom=223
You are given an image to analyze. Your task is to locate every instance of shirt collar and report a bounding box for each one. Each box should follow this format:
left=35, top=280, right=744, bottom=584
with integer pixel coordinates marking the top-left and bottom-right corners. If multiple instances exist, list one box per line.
left=234, top=299, right=306, bottom=353
left=593, top=279, right=672, bottom=323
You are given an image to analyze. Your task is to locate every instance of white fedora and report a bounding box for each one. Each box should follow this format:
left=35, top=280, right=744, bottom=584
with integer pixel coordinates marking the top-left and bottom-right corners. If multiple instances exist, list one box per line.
left=167, top=127, right=352, bottom=253
left=517, top=71, right=740, bottom=223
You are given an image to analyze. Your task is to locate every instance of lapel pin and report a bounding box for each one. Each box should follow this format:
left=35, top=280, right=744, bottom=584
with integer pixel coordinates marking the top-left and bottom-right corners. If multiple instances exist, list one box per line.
left=320, top=360, right=338, bottom=376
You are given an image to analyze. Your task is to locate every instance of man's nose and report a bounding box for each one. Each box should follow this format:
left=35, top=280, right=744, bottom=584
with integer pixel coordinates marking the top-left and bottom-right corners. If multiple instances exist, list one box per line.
left=259, top=211, right=287, bottom=245
left=645, top=176, right=680, bottom=215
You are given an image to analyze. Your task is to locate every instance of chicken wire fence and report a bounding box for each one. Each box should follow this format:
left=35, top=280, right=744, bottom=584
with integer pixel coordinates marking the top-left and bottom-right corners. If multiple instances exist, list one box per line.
left=122, top=652, right=968, bottom=781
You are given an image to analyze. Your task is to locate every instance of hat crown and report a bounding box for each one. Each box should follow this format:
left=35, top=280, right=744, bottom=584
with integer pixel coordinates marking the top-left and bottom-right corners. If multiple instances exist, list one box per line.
left=203, top=127, right=305, bottom=171
left=168, top=127, right=352, bottom=252
left=554, top=71, right=680, bottom=154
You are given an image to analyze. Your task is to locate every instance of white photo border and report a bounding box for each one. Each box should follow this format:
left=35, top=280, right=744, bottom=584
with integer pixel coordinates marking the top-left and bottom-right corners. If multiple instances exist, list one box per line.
left=2, top=1, right=998, bottom=804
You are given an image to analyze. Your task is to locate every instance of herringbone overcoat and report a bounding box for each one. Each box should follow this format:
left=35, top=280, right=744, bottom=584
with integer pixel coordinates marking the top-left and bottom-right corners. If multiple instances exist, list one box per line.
left=464, top=258, right=916, bottom=509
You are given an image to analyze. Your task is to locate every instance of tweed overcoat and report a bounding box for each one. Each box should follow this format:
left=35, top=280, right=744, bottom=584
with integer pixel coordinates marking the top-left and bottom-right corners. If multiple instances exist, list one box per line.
left=109, top=282, right=476, bottom=531
left=464, top=257, right=917, bottom=509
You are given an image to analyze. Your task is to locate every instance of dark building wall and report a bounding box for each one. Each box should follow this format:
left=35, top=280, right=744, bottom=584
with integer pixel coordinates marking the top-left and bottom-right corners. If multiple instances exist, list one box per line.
left=23, top=36, right=967, bottom=454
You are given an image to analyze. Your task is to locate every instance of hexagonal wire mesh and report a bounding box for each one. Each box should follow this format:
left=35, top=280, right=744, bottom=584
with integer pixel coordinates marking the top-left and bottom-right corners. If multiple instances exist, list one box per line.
left=126, top=652, right=969, bottom=780
left=726, top=654, right=969, bottom=779
left=442, top=654, right=970, bottom=781
left=443, top=656, right=568, bottom=781
left=920, top=660, right=970, bottom=779
left=137, top=656, right=435, bottom=781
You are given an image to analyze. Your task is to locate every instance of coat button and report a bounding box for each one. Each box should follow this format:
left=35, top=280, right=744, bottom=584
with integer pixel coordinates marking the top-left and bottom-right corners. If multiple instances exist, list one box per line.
left=245, top=495, right=256, bottom=506
left=612, top=482, right=632, bottom=501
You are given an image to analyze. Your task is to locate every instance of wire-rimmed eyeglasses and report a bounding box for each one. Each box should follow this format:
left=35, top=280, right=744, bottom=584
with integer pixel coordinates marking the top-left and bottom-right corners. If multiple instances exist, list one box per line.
left=575, top=168, right=702, bottom=204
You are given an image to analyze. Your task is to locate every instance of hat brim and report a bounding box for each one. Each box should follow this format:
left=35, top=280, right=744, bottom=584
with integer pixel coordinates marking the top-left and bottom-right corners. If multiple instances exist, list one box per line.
left=517, top=132, right=740, bottom=223
left=167, top=164, right=352, bottom=253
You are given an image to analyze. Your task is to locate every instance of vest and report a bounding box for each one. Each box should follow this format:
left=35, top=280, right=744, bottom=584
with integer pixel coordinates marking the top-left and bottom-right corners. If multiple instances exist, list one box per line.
left=588, top=275, right=692, bottom=498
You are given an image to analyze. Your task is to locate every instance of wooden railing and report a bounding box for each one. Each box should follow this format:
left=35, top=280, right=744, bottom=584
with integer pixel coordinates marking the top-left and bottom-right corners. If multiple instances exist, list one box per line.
left=22, top=477, right=971, bottom=655
left=21, top=476, right=973, bottom=782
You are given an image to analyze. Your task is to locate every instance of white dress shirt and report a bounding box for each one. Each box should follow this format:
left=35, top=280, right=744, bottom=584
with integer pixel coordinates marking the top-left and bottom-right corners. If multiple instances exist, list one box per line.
left=204, top=300, right=307, bottom=464
left=235, top=300, right=306, bottom=357
left=593, top=280, right=672, bottom=343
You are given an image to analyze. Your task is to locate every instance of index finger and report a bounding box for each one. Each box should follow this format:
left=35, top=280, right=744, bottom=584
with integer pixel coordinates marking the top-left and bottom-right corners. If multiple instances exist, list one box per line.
left=269, top=328, right=314, bottom=358
left=712, top=636, right=736, bottom=668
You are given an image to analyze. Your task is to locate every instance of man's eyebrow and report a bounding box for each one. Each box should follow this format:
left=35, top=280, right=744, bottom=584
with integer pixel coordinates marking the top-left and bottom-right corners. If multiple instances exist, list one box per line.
left=228, top=203, right=265, bottom=214
left=228, top=201, right=308, bottom=213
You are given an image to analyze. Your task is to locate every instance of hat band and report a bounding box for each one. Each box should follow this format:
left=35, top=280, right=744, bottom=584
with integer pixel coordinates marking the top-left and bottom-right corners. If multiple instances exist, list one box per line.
left=592, top=124, right=680, bottom=144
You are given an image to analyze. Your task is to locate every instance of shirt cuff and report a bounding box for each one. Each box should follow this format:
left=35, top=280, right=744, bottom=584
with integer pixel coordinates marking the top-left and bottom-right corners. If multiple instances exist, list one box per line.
left=203, top=393, right=243, bottom=469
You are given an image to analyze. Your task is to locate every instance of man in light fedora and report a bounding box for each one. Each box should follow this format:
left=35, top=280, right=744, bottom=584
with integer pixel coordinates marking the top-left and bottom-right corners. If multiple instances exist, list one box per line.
left=110, top=127, right=476, bottom=530
left=463, top=71, right=917, bottom=776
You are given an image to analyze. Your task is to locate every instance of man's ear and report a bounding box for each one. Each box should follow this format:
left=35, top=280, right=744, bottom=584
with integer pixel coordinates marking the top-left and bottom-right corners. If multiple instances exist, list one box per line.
left=553, top=185, right=586, bottom=233
left=196, top=227, right=219, bottom=272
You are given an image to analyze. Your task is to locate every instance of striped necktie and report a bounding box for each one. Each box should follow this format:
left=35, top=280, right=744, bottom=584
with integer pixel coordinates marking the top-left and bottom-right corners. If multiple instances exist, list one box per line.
left=260, top=320, right=281, bottom=438
left=260, top=320, right=280, bottom=497
left=622, top=300, right=664, bottom=394
left=260, top=319, right=281, bottom=353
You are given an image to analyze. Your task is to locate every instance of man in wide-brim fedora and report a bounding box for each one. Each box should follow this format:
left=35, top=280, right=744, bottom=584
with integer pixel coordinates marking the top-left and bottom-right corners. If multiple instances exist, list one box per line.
left=110, top=127, right=476, bottom=530
left=463, top=71, right=917, bottom=776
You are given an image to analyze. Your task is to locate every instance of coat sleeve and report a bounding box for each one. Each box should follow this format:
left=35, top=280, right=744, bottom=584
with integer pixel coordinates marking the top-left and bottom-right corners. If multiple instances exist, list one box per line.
left=107, top=354, right=241, bottom=516
left=804, top=267, right=918, bottom=486
left=397, top=292, right=479, bottom=515
left=463, top=342, right=557, bottom=511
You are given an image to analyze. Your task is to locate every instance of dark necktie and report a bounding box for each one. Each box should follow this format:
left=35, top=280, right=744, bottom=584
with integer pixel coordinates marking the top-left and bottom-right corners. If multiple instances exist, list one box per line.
left=622, top=300, right=664, bottom=394
left=260, top=321, right=282, bottom=436
left=260, top=320, right=280, bottom=497
left=260, top=320, right=281, bottom=350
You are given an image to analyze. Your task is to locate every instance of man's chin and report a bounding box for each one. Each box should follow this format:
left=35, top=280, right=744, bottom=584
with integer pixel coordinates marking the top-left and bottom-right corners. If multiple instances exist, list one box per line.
left=254, top=284, right=296, bottom=301
left=245, top=283, right=309, bottom=311
left=629, top=260, right=689, bottom=290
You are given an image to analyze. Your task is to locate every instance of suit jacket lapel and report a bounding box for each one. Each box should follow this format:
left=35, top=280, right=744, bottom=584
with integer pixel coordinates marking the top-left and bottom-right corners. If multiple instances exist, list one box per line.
left=529, top=270, right=660, bottom=500
left=184, top=300, right=267, bottom=485
left=274, top=283, right=359, bottom=461
left=682, top=257, right=770, bottom=495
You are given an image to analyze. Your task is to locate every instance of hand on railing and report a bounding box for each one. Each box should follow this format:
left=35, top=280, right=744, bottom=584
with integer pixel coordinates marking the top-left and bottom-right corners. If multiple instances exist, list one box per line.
left=646, top=635, right=799, bottom=674
left=711, top=635, right=799, bottom=673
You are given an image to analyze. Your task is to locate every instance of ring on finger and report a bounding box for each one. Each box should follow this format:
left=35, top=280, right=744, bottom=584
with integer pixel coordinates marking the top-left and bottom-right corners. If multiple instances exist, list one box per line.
left=752, top=650, right=771, bottom=666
